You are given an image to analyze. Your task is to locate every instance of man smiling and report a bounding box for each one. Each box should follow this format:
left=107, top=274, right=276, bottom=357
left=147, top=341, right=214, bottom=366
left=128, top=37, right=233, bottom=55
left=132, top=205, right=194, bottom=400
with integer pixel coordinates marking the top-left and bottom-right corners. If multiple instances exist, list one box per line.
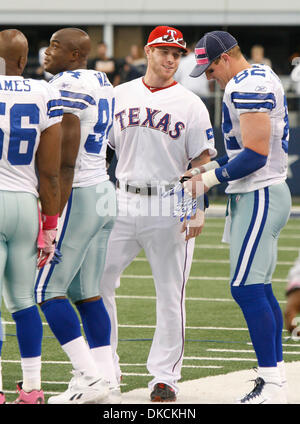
left=99, top=25, right=216, bottom=402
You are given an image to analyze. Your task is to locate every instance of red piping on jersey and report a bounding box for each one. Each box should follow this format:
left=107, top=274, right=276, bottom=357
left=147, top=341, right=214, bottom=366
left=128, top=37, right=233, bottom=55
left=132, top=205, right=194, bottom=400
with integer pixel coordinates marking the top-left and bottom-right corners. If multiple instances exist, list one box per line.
left=142, top=78, right=178, bottom=92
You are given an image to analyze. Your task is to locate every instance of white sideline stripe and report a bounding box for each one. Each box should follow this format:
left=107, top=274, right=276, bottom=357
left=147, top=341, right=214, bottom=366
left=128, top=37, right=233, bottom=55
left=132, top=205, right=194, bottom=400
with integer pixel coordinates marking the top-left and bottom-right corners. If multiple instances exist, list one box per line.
left=194, top=244, right=299, bottom=252
left=2, top=321, right=287, bottom=331
left=201, top=232, right=300, bottom=240
left=184, top=356, right=257, bottom=362
left=207, top=348, right=300, bottom=355
left=118, top=324, right=248, bottom=331
left=1, top=359, right=223, bottom=370
left=121, top=274, right=288, bottom=283
left=120, top=363, right=222, bottom=369
left=282, top=343, right=300, bottom=347
left=204, top=222, right=300, bottom=230
left=116, top=295, right=287, bottom=304
left=134, top=257, right=294, bottom=266
left=2, top=359, right=71, bottom=364
left=2, top=321, right=49, bottom=326
left=5, top=390, right=61, bottom=395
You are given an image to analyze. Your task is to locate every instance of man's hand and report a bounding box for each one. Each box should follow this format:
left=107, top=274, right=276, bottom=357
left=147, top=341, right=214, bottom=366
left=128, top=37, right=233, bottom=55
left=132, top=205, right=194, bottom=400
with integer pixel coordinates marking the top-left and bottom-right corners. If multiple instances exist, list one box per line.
left=37, top=229, right=58, bottom=268
left=180, top=166, right=206, bottom=181
left=183, top=173, right=208, bottom=198
left=181, top=208, right=205, bottom=241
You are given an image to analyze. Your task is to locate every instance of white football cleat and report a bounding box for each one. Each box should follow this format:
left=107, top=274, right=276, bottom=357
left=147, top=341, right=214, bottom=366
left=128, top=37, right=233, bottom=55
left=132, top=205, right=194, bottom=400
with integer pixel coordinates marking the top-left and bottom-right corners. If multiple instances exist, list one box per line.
left=106, top=384, right=122, bottom=404
left=237, top=377, right=287, bottom=404
left=48, top=371, right=109, bottom=404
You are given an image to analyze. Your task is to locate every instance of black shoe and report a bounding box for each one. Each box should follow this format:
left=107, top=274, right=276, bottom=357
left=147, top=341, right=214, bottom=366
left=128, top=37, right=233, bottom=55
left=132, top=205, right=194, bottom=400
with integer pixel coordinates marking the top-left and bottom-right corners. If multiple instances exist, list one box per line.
left=150, top=383, right=176, bottom=402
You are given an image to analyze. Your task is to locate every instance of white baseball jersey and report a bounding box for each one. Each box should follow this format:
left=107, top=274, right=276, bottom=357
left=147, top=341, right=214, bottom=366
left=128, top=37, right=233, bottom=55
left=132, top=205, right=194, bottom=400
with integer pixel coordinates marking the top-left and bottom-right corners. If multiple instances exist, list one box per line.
left=223, top=64, right=289, bottom=194
left=0, top=76, right=62, bottom=197
left=49, top=69, right=115, bottom=187
left=109, top=77, right=217, bottom=186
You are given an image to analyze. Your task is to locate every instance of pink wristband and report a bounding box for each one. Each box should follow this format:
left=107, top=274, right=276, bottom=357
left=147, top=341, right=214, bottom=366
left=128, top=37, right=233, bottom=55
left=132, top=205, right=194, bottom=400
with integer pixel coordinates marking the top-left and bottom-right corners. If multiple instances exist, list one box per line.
left=42, top=213, right=59, bottom=230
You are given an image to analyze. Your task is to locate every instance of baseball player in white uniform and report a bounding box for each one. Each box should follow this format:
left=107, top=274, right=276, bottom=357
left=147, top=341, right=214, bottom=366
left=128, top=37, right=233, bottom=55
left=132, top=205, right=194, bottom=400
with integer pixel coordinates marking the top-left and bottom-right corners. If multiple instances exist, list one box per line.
left=99, top=25, right=217, bottom=402
left=184, top=31, right=291, bottom=403
left=0, top=29, right=62, bottom=404
left=34, top=28, right=118, bottom=404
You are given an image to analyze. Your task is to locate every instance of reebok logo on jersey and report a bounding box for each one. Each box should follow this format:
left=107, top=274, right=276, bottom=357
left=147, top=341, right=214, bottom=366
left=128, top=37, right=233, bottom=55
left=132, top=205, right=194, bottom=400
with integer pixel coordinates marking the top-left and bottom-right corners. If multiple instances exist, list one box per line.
left=115, top=107, right=185, bottom=139
left=255, top=86, right=267, bottom=92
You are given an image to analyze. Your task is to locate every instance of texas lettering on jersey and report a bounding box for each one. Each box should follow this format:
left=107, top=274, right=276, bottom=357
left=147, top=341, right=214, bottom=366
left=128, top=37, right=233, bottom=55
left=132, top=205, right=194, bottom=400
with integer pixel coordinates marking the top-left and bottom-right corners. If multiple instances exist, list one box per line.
left=115, top=107, right=185, bottom=139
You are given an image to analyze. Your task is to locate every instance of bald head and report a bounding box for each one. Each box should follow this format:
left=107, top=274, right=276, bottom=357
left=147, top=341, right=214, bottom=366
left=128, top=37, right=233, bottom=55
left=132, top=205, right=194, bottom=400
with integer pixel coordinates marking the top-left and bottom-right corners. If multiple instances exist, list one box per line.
left=54, top=28, right=91, bottom=59
left=44, top=28, right=91, bottom=74
left=0, top=29, right=28, bottom=75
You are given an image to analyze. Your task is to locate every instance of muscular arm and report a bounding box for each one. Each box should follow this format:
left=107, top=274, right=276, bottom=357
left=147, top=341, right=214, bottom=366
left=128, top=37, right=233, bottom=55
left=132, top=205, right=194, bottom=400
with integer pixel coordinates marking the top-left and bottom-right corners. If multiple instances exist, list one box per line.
left=240, top=112, right=271, bottom=155
left=59, top=113, right=81, bottom=214
left=36, top=122, right=62, bottom=216
left=184, top=112, right=271, bottom=197
left=190, top=149, right=211, bottom=169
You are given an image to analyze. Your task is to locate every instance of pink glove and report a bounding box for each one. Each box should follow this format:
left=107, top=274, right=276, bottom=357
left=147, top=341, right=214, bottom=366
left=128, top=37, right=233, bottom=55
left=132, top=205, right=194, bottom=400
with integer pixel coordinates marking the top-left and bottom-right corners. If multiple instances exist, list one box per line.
left=37, top=211, right=59, bottom=269
left=37, top=229, right=57, bottom=268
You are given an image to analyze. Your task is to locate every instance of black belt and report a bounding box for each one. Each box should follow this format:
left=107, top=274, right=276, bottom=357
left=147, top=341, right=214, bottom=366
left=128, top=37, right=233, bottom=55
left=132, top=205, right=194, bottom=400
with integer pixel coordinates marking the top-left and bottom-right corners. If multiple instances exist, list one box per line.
left=116, top=180, right=174, bottom=196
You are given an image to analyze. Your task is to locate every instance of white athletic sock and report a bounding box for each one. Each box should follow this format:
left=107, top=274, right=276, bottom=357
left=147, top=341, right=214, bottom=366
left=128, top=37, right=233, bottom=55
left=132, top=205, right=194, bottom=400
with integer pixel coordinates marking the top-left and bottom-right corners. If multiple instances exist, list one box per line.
left=21, top=356, right=41, bottom=392
left=258, top=366, right=281, bottom=384
left=277, top=361, right=287, bottom=384
left=91, top=345, right=118, bottom=386
left=62, top=336, right=101, bottom=378
left=277, top=360, right=288, bottom=401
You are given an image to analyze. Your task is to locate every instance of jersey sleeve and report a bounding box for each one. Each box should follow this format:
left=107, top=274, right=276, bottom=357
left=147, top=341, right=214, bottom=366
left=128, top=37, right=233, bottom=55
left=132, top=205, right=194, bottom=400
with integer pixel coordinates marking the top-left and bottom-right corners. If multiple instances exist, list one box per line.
left=49, top=71, right=96, bottom=118
left=39, top=81, right=63, bottom=132
left=227, top=67, right=276, bottom=116
left=185, top=98, right=217, bottom=161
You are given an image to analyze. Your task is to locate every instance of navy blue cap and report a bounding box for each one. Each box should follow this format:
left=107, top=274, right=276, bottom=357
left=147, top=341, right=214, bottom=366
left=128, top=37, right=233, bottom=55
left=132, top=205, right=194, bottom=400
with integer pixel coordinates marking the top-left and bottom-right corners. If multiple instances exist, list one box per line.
left=190, top=31, right=238, bottom=78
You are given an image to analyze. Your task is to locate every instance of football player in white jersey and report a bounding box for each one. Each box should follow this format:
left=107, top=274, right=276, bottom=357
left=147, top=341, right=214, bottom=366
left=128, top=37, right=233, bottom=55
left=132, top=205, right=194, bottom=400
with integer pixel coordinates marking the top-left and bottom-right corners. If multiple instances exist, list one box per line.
left=99, top=25, right=217, bottom=402
left=184, top=31, right=291, bottom=403
left=0, top=29, right=62, bottom=404
left=34, top=28, right=119, bottom=404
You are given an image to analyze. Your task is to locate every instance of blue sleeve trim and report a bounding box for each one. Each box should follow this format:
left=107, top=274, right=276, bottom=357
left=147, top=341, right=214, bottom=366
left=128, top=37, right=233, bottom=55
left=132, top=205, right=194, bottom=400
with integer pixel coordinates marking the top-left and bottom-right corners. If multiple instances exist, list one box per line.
left=49, top=109, right=63, bottom=118
left=60, top=90, right=96, bottom=106
left=47, top=99, right=63, bottom=118
left=231, top=91, right=276, bottom=111
left=215, top=148, right=267, bottom=183
left=233, top=102, right=274, bottom=110
left=61, top=99, right=88, bottom=110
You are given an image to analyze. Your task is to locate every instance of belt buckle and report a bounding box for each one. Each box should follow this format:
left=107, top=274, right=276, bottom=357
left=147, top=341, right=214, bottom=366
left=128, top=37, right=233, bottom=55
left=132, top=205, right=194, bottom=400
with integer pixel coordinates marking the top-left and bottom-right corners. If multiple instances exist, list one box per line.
left=136, top=187, right=140, bottom=194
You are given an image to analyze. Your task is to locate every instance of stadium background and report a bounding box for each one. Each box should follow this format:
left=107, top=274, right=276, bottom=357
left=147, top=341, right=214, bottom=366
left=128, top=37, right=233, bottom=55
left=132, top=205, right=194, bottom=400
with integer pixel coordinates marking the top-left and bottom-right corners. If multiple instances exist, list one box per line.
left=1, top=0, right=299, bottom=197
left=0, top=0, right=300, bottom=404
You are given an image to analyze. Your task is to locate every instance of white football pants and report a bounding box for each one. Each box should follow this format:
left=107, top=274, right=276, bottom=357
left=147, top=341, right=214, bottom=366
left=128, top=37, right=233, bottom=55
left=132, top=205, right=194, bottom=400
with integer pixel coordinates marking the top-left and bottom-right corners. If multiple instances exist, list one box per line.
left=99, top=188, right=195, bottom=393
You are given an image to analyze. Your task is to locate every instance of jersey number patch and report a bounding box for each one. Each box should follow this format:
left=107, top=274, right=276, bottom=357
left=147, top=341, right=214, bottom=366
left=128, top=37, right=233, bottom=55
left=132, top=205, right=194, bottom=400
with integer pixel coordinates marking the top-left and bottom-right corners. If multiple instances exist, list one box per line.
left=0, top=103, right=39, bottom=165
left=84, top=98, right=115, bottom=155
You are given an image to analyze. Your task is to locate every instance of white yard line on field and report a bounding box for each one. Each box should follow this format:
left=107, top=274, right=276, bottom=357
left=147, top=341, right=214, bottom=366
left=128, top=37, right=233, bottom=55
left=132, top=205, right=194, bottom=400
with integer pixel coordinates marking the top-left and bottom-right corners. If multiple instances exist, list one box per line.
left=207, top=348, right=300, bottom=355
left=194, top=244, right=299, bottom=251
left=115, top=295, right=287, bottom=304
left=121, top=274, right=288, bottom=283
left=118, top=324, right=249, bottom=331
left=133, top=257, right=295, bottom=266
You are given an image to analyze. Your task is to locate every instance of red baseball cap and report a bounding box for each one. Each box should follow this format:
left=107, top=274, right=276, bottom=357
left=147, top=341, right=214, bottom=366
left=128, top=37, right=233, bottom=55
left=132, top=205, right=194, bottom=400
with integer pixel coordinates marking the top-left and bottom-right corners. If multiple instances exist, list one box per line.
left=147, top=26, right=187, bottom=52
